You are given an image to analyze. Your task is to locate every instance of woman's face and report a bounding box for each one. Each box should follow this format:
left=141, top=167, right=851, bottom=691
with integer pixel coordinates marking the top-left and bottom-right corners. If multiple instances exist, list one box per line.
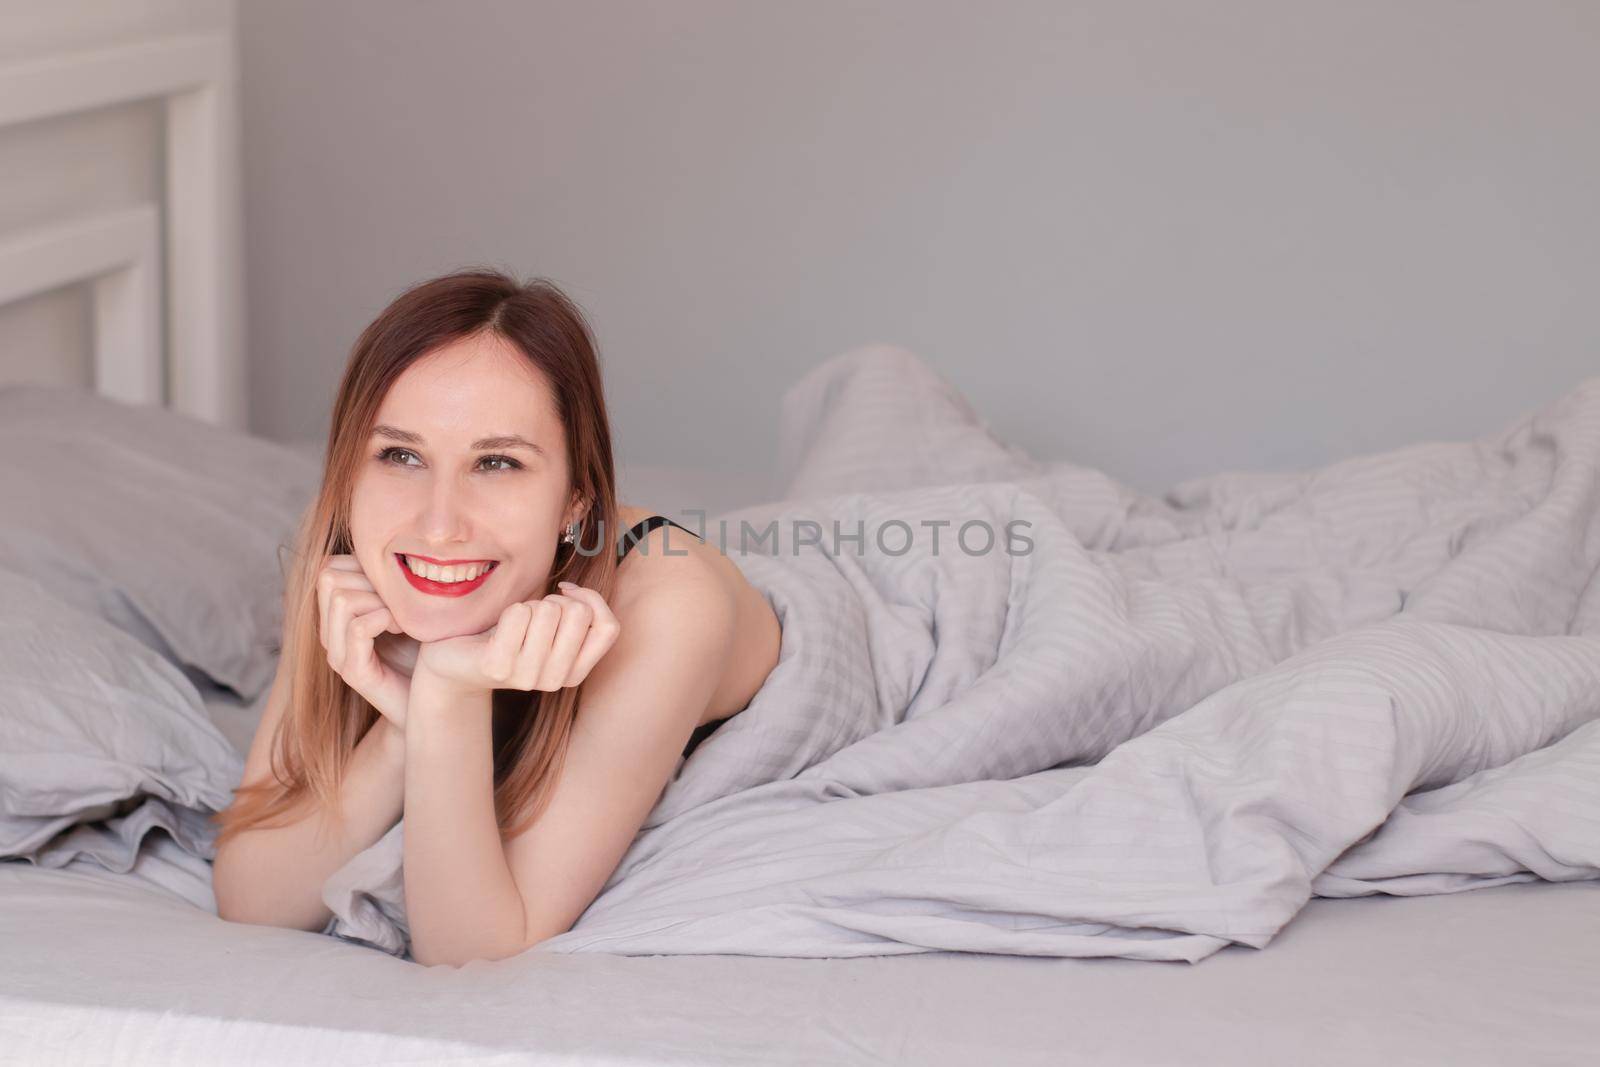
left=347, top=331, right=581, bottom=643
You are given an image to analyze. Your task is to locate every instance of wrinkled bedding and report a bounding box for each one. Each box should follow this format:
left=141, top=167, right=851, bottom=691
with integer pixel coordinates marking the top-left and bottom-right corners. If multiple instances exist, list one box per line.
left=316, top=348, right=1600, bottom=961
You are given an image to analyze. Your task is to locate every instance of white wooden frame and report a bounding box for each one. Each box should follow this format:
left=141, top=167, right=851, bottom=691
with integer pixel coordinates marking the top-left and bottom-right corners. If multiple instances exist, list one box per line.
left=0, top=33, right=245, bottom=427
left=0, top=207, right=162, bottom=407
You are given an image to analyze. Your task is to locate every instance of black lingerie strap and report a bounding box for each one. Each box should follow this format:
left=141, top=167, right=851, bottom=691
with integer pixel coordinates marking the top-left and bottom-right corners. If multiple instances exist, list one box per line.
left=682, top=715, right=730, bottom=759
left=616, top=515, right=702, bottom=562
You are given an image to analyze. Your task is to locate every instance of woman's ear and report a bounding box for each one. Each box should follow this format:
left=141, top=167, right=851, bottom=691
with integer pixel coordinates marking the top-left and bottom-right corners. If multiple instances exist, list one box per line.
left=565, top=492, right=589, bottom=530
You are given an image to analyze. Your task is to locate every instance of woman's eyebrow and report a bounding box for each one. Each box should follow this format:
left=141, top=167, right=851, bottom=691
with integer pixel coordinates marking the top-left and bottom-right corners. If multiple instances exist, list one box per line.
left=471, top=433, right=544, bottom=455
left=371, top=424, right=545, bottom=456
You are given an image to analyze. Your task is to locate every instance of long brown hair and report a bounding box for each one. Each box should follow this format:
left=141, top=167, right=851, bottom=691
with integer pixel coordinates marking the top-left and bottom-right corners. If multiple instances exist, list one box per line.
left=212, top=269, right=619, bottom=849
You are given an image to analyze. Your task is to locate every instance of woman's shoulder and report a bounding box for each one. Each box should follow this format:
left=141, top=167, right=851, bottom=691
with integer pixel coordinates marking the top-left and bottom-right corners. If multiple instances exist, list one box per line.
left=607, top=503, right=761, bottom=644
left=611, top=504, right=726, bottom=600
left=610, top=504, right=781, bottom=721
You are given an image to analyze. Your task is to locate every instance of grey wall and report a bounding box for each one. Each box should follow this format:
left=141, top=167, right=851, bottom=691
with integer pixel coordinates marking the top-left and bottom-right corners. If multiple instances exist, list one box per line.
left=240, top=1, right=1600, bottom=496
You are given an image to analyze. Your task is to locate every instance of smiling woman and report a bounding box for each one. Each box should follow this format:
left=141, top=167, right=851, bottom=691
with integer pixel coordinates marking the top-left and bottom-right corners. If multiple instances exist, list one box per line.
left=209, top=270, right=781, bottom=965
left=347, top=328, right=587, bottom=646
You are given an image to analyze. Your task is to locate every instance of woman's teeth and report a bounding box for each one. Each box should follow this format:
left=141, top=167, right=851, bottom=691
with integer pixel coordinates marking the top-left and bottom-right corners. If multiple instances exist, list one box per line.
left=402, top=556, right=496, bottom=583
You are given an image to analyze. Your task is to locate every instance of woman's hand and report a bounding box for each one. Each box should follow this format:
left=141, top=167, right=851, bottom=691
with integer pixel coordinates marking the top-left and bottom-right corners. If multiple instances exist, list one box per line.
left=413, top=581, right=621, bottom=698
left=316, top=554, right=417, bottom=730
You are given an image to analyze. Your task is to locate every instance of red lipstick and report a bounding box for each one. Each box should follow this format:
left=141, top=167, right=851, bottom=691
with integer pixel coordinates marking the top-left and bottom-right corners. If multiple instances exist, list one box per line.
left=396, top=553, right=498, bottom=598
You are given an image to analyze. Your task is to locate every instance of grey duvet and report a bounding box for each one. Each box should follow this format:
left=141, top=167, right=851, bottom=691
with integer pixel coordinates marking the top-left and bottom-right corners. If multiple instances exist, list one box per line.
left=320, top=349, right=1600, bottom=962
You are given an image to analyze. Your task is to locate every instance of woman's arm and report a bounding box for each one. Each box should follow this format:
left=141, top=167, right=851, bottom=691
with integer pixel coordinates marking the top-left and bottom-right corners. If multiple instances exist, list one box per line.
left=211, top=660, right=408, bottom=932
left=401, top=573, right=737, bottom=967
left=400, top=671, right=525, bottom=963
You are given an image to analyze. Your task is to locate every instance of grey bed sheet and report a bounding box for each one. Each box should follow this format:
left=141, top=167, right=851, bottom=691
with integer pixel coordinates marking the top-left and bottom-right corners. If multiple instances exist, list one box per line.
left=0, top=857, right=1594, bottom=1066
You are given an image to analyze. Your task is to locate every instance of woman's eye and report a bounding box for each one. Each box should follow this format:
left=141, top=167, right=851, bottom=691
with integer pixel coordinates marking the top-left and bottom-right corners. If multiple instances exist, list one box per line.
left=374, top=446, right=520, bottom=472
left=377, top=446, right=418, bottom=466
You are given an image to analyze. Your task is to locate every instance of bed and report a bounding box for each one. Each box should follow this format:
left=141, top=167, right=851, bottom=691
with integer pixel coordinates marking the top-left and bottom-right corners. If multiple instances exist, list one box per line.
left=3, top=857, right=1595, bottom=1064
left=4, top=26, right=1599, bottom=1067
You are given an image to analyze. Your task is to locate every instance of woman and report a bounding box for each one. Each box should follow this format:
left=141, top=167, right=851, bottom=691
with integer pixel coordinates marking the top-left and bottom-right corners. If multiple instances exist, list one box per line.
left=211, top=269, right=782, bottom=966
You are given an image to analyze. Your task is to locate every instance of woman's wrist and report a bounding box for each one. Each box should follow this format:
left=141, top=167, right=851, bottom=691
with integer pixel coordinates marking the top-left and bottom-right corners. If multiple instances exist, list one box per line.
left=407, top=666, right=493, bottom=730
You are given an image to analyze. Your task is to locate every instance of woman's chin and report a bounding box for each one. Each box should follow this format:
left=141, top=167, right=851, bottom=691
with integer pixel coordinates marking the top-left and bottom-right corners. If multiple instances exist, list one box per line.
left=397, top=616, right=492, bottom=644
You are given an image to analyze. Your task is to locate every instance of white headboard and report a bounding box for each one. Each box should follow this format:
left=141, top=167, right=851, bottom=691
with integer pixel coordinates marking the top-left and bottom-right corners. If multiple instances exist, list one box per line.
left=0, top=32, right=245, bottom=428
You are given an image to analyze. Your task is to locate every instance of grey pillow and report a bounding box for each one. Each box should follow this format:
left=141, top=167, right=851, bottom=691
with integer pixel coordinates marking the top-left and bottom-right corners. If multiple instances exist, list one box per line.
left=0, top=565, right=242, bottom=858
left=0, top=385, right=320, bottom=701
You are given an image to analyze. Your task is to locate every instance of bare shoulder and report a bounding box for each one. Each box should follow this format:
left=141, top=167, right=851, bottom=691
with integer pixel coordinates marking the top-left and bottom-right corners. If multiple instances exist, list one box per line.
left=610, top=504, right=781, bottom=721
left=610, top=505, right=729, bottom=610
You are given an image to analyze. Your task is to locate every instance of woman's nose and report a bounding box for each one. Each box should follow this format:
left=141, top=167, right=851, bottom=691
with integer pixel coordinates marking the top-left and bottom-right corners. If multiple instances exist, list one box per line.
left=416, top=476, right=473, bottom=541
